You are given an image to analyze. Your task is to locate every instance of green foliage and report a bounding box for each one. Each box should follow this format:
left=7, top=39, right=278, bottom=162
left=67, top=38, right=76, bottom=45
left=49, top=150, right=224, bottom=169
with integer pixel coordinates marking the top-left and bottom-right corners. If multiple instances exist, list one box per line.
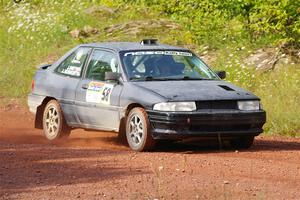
left=118, top=0, right=300, bottom=47
left=0, top=0, right=91, bottom=96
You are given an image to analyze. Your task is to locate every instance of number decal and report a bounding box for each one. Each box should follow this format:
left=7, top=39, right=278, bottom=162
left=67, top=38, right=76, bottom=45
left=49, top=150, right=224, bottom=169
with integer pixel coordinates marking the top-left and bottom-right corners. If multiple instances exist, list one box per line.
left=101, top=87, right=112, bottom=102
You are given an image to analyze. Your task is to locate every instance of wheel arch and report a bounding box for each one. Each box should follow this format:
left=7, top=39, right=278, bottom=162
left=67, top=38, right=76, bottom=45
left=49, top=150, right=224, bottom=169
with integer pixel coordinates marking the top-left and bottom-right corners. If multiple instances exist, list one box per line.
left=35, top=96, right=57, bottom=129
left=118, top=103, right=145, bottom=143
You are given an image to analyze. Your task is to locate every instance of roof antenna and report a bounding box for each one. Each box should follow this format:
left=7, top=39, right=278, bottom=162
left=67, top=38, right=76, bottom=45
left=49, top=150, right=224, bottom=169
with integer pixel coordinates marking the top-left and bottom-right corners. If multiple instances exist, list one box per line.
left=140, top=39, right=158, bottom=45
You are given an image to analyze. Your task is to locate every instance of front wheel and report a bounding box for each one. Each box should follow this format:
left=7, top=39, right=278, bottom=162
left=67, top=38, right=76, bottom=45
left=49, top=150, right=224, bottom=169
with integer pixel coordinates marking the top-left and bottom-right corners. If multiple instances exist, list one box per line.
left=126, top=107, right=155, bottom=151
left=42, top=100, right=70, bottom=140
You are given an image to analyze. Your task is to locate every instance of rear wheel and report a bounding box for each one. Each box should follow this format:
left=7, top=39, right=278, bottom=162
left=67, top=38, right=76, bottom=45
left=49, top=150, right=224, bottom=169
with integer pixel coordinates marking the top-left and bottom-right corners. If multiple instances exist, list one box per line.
left=231, top=136, right=254, bottom=149
left=126, top=107, right=155, bottom=151
left=42, top=100, right=70, bottom=140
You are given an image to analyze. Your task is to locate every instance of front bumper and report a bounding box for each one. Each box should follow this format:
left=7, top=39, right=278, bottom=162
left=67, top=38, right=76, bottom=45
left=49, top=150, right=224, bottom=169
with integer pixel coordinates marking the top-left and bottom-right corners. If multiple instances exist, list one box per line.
left=147, top=110, right=266, bottom=139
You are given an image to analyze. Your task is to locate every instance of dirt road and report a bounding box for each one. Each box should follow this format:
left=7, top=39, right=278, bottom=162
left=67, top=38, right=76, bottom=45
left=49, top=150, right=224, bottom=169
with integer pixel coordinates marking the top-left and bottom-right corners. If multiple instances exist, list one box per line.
left=0, top=105, right=299, bottom=200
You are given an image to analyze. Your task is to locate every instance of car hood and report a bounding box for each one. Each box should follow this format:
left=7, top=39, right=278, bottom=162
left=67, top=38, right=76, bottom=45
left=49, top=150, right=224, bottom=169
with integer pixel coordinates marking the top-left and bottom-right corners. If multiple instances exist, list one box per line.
left=132, top=80, right=259, bottom=101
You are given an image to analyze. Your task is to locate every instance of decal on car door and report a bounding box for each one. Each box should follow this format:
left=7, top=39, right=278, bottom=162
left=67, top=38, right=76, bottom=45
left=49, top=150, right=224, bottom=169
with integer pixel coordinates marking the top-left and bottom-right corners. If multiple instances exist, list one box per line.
left=86, top=81, right=114, bottom=104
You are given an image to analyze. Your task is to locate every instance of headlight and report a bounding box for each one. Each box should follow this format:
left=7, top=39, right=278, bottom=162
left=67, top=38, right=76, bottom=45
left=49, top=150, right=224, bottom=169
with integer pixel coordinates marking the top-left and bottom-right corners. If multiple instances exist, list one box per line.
left=153, top=102, right=196, bottom=112
left=238, top=100, right=260, bottom=111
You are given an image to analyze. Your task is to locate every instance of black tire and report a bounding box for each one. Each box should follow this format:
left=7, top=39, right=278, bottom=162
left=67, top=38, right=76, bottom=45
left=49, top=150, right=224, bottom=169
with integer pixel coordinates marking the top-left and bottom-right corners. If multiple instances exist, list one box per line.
left=42, top=100, right=70, bottom=140
left=231, top=136, right=254, bottom=149
left=126, top=107, right=155, bottom=151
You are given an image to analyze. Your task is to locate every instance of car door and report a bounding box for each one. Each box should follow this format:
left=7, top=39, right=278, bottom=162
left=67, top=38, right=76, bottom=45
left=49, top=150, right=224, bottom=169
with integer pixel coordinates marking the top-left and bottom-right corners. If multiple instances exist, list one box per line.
left=75, top=49, right=123, bottom=131
left=47, top=47, right=91, bottom=124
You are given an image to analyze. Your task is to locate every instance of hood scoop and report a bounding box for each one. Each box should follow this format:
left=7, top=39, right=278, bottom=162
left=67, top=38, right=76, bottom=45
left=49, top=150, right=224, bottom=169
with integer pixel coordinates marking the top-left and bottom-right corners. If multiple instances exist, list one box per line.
left=218, top=85, right=235, bottom=91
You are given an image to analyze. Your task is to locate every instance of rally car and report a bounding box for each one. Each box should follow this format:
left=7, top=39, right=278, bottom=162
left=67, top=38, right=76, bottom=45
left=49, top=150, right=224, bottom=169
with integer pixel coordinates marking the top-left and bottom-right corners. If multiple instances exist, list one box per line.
left=28, top=39, right=266, bottom=151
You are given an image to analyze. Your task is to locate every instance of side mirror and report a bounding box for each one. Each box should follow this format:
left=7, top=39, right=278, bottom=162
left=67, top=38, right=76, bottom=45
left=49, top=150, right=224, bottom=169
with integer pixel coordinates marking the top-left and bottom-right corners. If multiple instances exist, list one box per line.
left=215, top=71, right=226, bottom=79
left=39, top=63, right=52, bottom=70
left=105, top=72, right=120, bottom=82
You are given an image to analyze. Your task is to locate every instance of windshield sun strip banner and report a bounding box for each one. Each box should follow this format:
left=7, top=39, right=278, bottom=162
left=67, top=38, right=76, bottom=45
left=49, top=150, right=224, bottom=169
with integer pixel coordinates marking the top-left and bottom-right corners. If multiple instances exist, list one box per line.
left=124, top=51, right=192, bottom=57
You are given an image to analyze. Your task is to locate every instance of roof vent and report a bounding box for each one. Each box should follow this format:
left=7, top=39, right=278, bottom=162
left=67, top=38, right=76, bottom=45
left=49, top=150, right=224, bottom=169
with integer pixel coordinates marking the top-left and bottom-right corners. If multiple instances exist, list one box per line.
left=140, top=39, right=158, bottom=45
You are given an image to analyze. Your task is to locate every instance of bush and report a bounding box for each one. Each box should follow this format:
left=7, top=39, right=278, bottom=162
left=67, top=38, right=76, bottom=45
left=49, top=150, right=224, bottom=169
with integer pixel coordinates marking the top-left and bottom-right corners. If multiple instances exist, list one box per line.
left=117, top=0, right=300, bottom=47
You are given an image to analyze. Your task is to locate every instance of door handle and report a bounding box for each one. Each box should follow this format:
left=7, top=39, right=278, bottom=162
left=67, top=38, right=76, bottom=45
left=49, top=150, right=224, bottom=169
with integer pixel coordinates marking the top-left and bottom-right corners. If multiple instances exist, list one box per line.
left=82, top=84, right=88, bottom=89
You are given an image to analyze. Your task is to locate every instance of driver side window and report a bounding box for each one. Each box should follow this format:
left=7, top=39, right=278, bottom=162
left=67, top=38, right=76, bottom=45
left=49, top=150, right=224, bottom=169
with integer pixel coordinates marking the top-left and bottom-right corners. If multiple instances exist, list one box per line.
left=86, top=50, right=118, bottom=81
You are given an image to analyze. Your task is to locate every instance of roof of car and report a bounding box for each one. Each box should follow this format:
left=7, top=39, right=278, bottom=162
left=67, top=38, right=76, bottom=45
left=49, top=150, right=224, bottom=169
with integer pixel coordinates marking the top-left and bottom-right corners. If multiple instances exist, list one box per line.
left=80, top=42, right=189, bottom=52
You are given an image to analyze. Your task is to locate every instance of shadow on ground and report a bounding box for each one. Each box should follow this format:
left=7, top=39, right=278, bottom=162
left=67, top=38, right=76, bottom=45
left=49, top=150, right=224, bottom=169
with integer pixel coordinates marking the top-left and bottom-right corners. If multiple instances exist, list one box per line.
left=152, top=138, right=300, bottom=153
left=0, top=144, right=144, bottom=196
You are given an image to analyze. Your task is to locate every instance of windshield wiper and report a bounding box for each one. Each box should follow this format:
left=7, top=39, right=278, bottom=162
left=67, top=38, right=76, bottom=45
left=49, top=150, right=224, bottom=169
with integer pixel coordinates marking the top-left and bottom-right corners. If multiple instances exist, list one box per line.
left=129, top=76, right=169, bottom=81
left=130, top=76, right=214, bottom=81
left=181, top=76, right=213, bottom=80
left=162, top=76, right=213, bottom=80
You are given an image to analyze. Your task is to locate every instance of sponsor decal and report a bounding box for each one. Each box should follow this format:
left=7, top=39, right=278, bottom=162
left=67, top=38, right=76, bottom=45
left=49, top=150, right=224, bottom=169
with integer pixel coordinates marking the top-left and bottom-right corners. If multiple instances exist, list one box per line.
left=61, top=66, right=81, bottom=77
left=86, top=81, right=114, bottom=104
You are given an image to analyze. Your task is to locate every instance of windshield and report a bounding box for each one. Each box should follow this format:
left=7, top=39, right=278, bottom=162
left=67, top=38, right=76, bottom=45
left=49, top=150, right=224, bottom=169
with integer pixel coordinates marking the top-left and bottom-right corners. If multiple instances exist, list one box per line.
left=120, top=50, right=219, bottom=81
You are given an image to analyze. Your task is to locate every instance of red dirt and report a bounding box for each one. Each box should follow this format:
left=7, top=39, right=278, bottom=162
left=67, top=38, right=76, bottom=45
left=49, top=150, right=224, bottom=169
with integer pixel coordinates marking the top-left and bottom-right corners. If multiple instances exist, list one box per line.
left=0, top=105, right=300, bottom=200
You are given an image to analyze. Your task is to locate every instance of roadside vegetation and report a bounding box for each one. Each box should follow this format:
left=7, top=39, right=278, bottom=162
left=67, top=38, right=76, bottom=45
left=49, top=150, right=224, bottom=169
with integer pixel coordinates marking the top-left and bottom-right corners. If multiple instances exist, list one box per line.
left=0, top=0, right=299, bottom=136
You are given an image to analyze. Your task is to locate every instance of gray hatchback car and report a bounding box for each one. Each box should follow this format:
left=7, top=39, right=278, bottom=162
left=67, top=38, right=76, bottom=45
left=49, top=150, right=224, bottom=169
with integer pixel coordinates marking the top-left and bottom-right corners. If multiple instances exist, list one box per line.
left=28, top=39, right=266, bottom=151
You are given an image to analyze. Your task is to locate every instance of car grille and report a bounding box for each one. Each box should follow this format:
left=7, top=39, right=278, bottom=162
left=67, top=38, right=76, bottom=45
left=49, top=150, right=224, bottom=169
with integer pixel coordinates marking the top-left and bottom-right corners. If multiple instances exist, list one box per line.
left=196, top=100, right=237, bottom=110
left=189, top=124, right=253, bottom=132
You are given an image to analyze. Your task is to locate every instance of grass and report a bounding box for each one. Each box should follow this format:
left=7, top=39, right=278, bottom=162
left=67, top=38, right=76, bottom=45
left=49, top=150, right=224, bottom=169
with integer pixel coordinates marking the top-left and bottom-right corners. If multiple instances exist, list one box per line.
left=0, top=1, right=299, bottom=136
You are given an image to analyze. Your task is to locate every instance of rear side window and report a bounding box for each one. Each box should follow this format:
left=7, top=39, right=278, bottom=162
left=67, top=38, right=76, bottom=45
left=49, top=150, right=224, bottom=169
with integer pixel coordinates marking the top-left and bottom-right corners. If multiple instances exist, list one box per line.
left=86, top=50, right=118, bottom=81
left=56, top=48, right=91, bottom=77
